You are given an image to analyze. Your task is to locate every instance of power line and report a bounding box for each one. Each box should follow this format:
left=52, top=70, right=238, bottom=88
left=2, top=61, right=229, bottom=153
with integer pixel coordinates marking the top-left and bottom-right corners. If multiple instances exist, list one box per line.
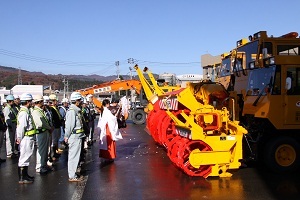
left=0, top=49, right=115, bottom=67
left=0, top=49, right=201, bottom=72
left=0, top=49, right=200, bottom=66
left=137, top=60, right=200, bottom=65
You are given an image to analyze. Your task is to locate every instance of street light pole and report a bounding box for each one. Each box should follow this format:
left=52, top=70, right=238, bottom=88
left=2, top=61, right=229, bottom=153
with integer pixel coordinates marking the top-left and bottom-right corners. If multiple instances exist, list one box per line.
left=128, top=58, right=135, bottom=103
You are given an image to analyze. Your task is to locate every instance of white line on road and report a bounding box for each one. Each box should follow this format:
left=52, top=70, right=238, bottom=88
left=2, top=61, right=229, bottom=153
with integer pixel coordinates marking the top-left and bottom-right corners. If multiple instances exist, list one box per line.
left=71, top=175, right=89, bottom=200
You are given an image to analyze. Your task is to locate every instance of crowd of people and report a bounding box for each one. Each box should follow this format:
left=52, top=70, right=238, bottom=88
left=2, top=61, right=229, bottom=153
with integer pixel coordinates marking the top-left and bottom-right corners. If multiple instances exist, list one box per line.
left=0, top=91, right=125, bottom=184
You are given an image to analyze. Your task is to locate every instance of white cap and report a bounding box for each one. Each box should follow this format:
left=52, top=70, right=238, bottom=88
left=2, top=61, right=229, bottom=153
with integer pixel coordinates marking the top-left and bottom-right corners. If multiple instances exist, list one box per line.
left=70, top=92, right=83, bottom=101
left=43, top=96, right=49, bottom=100
left=61, top=98, right=69, bottom=103
left=49, top=94, right=57, bottom=101
left=6, top=94, right=14, bottom=101
left=20, top=93, right=33, bottom=101
left=43, top=96, right=50, bottom=103
left=33, top=94, right=44, bottom=103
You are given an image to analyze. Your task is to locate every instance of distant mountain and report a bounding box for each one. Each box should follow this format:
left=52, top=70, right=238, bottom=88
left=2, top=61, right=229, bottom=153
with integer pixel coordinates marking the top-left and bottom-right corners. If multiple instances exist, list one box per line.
left=0, top=65, right=132, bottom=91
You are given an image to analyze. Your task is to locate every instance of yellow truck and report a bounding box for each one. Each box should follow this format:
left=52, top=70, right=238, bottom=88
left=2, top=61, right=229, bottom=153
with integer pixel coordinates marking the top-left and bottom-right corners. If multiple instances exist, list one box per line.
left=203, top=31, right=300, bottom=173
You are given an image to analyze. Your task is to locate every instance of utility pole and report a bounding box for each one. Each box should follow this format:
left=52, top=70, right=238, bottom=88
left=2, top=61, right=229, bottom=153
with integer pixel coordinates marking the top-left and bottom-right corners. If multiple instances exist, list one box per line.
left=129, top=67, right=133, bottom=80
left=62, top=77, right=69, bottom=98
left=128, top=58, right=135, bottom=103
left=128, top=58, right=135, bottom=80
left=63, top=77, right=66, bottom=98
left=66, top=79, right=69, bottom=99
left=115, top=61, right=120, bottom=80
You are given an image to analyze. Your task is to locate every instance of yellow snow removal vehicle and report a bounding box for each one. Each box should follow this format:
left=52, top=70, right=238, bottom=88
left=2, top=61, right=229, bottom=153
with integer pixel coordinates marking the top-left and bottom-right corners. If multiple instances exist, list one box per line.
left=134, top=65, right=248, bottom=178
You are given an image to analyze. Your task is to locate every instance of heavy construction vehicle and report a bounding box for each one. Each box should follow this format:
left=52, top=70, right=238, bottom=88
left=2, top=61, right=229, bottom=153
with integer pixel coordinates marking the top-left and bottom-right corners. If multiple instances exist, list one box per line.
left=134, top=65, right=248, bottom=178
left=202, top=31, right=300, bottom=173
left=76, top=79, right=147, bottom=124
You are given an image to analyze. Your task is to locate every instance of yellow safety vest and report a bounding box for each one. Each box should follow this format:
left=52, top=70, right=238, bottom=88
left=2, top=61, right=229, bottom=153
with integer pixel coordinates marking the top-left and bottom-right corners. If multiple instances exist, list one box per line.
left=33, top=107, right=50, bottom=133
left=17, top=108, right=37, bottom=136
left=51, top=106, right=62, bottom=120
left=7, top=104, right=18, bottom=123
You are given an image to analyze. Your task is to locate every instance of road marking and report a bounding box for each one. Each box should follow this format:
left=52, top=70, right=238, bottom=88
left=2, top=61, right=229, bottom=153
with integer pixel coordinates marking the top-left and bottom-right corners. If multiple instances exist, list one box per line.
left=71, top=175, right=88, bottom=200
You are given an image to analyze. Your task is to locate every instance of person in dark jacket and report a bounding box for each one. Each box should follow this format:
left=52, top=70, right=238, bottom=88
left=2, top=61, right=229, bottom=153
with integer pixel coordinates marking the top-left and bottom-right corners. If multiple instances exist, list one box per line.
left=48, top=94, right=62, bottom=162
left=0, top=109, right=7, bottom=163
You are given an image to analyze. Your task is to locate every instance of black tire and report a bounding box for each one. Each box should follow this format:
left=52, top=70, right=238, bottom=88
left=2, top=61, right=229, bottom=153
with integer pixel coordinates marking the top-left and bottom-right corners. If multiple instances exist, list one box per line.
left=131, top=109, right=146, bottom=125
left=263, top=136, right=300, bottom=173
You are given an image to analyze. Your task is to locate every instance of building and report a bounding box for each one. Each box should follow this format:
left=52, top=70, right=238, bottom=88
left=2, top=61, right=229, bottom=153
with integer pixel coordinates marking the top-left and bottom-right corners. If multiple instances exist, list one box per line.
left=176, top=74, right=203, bottom=87
left=0, top=85, right=43, bottom=105
left=11, top=85, right=43, bottom=97
left=201, top=54, right=222, bottom=81
left=0, top=87, right=11, bottom=105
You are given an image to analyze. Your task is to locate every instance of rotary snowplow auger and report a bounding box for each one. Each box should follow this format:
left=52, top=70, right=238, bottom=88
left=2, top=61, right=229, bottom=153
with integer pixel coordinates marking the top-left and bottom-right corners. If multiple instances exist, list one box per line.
left=134, top=64, right=248, bottom=178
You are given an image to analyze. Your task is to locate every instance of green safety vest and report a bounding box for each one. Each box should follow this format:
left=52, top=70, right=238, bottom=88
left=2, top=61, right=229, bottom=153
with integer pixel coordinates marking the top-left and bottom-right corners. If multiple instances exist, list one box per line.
left=33, top=107, right=50, bottom=133
left=7, top=104, right=18, bottom=123
left=51, top=106, right=62, bottom=120
left=68, top=108, right=84, bottom=134
left=17, top=107, right=37, bottom=136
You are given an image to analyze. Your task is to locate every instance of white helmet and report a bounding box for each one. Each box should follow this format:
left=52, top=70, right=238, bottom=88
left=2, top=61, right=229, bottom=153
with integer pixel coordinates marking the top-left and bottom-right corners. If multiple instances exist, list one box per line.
left=43, top=96, right=49, bottom=101
left=43, top=96, right=50, bottom=104
left=6, top=94, right=14, bottom=101
left=61, top=98, right=69, bottom=103
left=33, top=94, right=44, bottom=103
left=86, top=94, right=93, bottom=99
left=20, top=93, right=33, bottom=101
left=70, top=92, right=83, bottom=101
left=49, top=94, right=57, bottom=100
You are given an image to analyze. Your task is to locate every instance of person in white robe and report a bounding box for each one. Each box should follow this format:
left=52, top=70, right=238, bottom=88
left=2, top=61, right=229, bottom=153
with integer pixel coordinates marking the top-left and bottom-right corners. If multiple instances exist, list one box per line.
left=97, top=99, right=122, bottom=161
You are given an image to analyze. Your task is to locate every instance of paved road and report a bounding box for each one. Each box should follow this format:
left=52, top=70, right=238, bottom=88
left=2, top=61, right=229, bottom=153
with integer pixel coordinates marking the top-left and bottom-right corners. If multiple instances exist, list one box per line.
left=0, top=120, right=300, bottom=200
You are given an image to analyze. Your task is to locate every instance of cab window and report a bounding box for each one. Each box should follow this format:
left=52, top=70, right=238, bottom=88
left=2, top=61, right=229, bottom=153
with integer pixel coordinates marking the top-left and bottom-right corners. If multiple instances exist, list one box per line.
left=247, top=66, right=276, bottom=96
left=272, top=66, right=281, bottom=95
left=286, top=66, right=300, bottom=95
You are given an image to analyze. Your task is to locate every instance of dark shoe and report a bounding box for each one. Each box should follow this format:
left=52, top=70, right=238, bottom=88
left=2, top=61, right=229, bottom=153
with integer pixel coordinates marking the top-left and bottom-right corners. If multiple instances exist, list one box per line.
left=46, top=165, right=55, bottom=172
left=39, top=167, right=49, bottom=175
left=24, top=166, right=34, bottom=181
left=18, top=167, right=33, bottom=184
left=0, top=158, right=6, bottom=163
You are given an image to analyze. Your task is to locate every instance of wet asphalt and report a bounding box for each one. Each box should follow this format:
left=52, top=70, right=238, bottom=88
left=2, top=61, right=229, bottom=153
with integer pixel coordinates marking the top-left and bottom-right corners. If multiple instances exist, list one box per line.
left=0, top=119, right=300, bottom=200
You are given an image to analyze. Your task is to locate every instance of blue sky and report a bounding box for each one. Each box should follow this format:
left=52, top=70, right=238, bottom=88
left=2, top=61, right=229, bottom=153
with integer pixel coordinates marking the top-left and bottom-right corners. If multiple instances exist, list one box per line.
left=0, top=1, right=299, bottom=76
